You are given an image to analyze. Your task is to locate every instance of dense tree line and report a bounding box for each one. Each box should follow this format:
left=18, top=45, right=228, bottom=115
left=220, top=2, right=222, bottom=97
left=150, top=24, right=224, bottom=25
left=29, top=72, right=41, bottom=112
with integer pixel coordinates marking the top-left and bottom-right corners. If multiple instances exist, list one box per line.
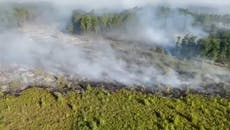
left=67, top=7, right=230, bottom=34
left=67, top=10, right=136, bottom=34
left=201, top=30, right=230, bottom=62
left=0, top=3, right=53, bottom=29
left=176, top=30, right=230, bottom=63
left=0, top=6, right=36, bottom=29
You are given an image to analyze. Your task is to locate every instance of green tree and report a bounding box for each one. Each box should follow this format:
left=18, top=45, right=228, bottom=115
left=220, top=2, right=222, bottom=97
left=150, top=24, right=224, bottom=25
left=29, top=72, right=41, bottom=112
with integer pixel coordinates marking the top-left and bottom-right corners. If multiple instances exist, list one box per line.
left=14, top=7, right=29, bottom=26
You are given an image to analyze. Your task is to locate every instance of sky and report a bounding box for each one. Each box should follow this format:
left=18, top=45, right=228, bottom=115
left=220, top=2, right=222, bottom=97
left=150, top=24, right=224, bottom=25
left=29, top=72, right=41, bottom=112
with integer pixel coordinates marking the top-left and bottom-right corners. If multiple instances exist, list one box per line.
left=2, top=0, right=230, bottom=9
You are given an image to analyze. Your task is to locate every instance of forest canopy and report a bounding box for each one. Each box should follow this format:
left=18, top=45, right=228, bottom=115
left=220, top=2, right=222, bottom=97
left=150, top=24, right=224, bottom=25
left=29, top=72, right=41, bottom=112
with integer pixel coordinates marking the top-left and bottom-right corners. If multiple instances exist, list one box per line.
left=66, top=9, right=136, bottom=33
left=176, top=30, right=230, bottom=63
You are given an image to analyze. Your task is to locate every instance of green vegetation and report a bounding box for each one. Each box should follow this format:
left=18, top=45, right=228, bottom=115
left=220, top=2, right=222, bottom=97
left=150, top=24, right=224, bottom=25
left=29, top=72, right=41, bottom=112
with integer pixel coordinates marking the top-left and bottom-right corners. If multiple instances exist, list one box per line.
left=176, top=30, right=230, bottom=63
left=201, top=30, right=230, bottom=62
left=13, top=7, right=31, bottom=26
left=0, top=4, right=229, bottom=130
left=176, top=34, right=202, bottom=58
left=0, top=87, right=229, bottom=130
left=0, top=6, right=35, bottom=28
left=67, top=7, right=230, bottom=34
left=175, top=9, right=230, bottom=63
left=67, top=9, right=136, bottom=33
left=0, top=3, right=53, bottom=29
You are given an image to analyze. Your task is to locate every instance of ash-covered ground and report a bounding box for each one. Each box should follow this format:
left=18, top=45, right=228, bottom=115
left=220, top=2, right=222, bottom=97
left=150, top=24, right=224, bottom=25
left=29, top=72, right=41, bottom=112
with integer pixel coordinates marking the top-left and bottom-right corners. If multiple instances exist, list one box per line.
left=0, top=25, right=229, bottom=97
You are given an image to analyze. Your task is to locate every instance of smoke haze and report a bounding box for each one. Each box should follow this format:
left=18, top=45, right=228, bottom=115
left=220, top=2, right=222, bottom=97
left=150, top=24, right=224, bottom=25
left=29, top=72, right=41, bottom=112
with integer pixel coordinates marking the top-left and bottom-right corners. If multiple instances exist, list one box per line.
left=0, top=0, right=229, bottom=93
left=3, top=0, right=230, bottom=10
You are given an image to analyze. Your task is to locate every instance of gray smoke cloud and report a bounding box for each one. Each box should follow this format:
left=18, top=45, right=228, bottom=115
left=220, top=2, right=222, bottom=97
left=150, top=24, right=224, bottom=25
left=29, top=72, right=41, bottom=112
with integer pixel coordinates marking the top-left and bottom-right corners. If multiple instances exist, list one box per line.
left=121, top=7, right=207, bottom=47
left=0, top=25, right=229, bottom=90
left=0, top=1, right=229, bottom=92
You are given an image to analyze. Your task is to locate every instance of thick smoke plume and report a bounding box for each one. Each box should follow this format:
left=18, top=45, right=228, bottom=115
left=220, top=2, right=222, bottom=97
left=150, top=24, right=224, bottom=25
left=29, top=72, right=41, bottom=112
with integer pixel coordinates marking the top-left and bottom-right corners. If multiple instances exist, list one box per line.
left=0, top=1, right=229, bottom=93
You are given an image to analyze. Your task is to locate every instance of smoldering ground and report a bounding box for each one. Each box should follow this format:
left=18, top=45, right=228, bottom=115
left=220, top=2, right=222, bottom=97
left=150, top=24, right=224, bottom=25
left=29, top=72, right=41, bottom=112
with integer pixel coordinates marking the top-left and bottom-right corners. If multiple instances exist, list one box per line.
left=0, top=1, right=229, bottom=94
left=0, top=25, right=229, bottom=90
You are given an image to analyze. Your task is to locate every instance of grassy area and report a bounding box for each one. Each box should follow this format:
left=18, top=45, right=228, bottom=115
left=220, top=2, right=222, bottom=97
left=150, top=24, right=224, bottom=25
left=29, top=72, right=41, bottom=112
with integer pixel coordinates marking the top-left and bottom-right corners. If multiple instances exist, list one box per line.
left=0, top=87, right=229, bottom=130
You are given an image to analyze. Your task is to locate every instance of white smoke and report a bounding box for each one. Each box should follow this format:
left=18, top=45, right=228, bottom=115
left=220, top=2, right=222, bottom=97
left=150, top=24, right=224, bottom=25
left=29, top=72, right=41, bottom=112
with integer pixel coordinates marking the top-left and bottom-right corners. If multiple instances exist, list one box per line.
left=0, top=25, right=229, bottom=90
left=0, top=1, right=229, bottom=92
left=123, top=7, right=207, bottom=47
